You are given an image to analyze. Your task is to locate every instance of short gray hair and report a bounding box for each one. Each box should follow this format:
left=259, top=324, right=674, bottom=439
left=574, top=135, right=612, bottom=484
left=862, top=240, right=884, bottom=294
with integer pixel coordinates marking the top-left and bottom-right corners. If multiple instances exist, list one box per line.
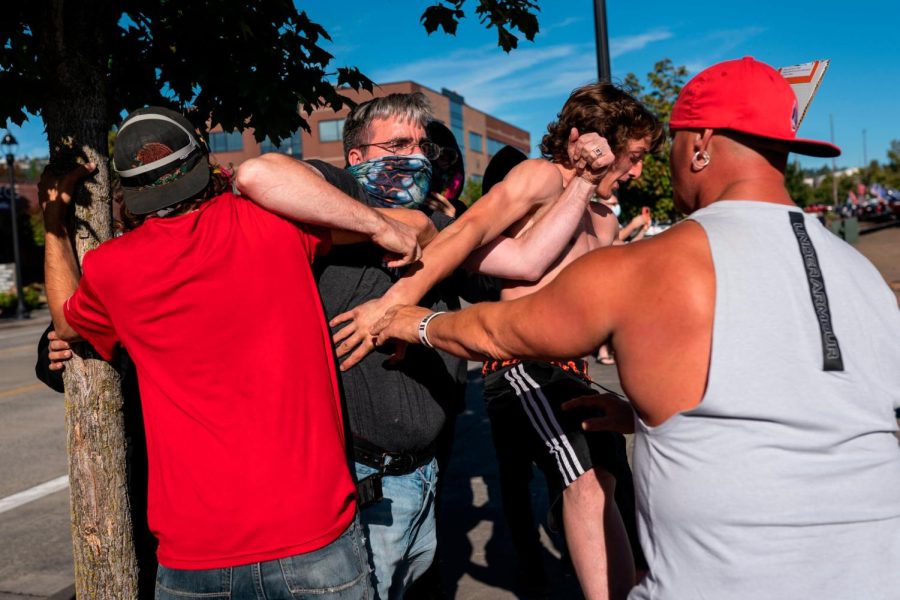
left=342, top=92, right=434, bottom=160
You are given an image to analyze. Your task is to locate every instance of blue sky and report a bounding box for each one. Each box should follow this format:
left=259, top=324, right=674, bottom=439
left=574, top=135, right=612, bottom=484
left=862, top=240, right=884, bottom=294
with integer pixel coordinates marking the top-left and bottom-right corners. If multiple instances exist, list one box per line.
left=7, top=1, right=899, bottom=172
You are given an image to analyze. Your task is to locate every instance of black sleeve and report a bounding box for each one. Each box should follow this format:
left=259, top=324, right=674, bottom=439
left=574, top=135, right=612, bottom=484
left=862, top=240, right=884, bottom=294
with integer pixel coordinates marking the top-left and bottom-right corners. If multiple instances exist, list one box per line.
left=451, top=271, right=503, bottom=304
left=35, top=324, right=65, bottom=393
left=305, top=159, right=369, bottom=204
left=429, top=210, right=455, bottom=232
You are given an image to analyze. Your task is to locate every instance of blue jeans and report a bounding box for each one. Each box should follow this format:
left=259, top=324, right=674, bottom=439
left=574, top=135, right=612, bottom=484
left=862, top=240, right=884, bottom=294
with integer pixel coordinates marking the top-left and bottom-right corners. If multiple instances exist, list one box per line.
left=154, top=517, right=372, bottom=599
left=354, top=458, right=438, bottom=600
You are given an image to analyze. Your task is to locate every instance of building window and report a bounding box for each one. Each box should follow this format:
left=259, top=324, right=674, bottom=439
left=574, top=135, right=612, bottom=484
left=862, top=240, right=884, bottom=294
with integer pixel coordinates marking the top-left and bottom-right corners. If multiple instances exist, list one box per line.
left=442, top=88, right=466, bottom=151
left=487, top=137, right=507, bottom=156
left=318, top=119, right=345, bottom=142
left=261, top=130, right=303, bottom=157
left=209, top=131, right=244, bottom=153
left=468, top=131, right=483, bottom=153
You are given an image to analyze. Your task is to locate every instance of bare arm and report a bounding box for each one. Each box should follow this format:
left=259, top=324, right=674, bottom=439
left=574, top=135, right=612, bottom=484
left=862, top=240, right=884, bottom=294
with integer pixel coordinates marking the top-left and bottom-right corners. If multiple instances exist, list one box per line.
left=372, top=208, right=437, bottom=248
left=331, top=129, right=616, bottom=369
left=465, top=131, right=615, bottom=281
left=235, top=153, right=421, bottom=267
left=40, top=164, right=95, bottom=342
left=617, top=214, right=649, bottom=244
left=329, top=159, right=564, bottom=369
left=463, top=175, right=597, bottom=281
left=330, top=208, right=436, bottom=248
left=372, top=247, right=626, bottom=361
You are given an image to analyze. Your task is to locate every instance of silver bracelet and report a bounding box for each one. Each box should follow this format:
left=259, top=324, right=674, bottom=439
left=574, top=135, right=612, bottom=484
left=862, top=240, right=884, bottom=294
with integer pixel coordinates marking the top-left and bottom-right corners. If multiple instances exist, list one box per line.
left=417, top=311, right=446, bottom=349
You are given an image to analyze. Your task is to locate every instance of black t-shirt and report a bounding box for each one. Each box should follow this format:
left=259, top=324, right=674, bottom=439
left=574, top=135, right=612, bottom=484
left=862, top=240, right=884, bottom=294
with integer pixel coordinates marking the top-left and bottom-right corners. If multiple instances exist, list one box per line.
left=306, top=160, right=467, bottom=453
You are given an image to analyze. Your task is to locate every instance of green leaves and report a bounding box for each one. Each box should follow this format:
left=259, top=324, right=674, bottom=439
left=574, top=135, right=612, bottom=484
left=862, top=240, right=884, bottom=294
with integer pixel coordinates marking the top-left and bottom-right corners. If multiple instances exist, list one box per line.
left=421, top=3, right=466, bottom=35
left=1, top=1, right=541, bottom=150
left=421, top=0, right=540, bottom=52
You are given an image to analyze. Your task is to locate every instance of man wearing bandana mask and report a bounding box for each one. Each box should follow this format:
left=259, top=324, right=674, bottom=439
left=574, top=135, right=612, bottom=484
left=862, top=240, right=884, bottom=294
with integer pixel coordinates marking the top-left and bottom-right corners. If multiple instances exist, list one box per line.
left=301, top=94, right=475, bottom=599
left=305, top=92, right=613, bottom=599
left=334, top=83, right=663, bottom=600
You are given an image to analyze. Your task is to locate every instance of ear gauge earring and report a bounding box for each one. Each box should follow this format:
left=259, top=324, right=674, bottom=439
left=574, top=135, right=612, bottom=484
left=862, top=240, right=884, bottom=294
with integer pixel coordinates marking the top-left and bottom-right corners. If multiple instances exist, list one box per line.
left=691, top=150, right=711, bottom=171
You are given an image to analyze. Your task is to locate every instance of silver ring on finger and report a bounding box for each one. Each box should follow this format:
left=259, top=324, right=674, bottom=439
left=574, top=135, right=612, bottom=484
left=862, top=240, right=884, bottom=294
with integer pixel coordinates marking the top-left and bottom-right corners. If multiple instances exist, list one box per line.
left=593, top=147, right=604, bottom=157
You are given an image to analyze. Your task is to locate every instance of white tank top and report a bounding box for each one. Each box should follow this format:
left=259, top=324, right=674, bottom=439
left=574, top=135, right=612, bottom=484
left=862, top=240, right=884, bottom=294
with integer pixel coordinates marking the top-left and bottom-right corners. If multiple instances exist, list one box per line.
left=630, top=201, right=900, bottom=600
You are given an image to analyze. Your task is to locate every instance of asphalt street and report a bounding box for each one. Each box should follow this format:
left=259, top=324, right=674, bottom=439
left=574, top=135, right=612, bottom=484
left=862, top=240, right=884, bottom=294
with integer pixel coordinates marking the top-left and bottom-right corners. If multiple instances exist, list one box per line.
left=0, top=312, right=73, bottom=600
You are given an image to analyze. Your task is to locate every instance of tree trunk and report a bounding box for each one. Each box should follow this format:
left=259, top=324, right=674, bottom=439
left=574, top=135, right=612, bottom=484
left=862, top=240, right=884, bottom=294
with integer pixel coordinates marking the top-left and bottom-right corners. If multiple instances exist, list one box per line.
left=40, top=2, right=138, bottom=597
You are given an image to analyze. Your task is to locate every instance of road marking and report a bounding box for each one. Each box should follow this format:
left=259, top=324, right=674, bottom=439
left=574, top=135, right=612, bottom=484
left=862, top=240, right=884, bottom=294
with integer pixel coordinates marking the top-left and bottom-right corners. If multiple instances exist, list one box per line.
left=0, top=382, right=46, bottom=400
left=0, top=475, right=69, bottom=515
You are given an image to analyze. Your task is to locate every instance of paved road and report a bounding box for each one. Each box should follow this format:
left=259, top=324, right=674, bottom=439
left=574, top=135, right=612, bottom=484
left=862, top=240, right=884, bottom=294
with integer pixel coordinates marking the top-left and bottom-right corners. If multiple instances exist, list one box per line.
left=0, top=312, right=73, bottom=600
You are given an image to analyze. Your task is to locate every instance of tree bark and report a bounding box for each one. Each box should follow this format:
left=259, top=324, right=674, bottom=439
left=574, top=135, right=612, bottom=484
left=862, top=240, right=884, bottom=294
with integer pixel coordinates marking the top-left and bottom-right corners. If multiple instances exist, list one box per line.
left=40, top=2, right=138, bottom=597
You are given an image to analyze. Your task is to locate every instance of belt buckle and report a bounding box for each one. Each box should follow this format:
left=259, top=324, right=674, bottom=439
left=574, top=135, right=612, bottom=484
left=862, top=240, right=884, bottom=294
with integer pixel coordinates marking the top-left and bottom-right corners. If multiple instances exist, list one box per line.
left=382, top=451, right=414, bottom=474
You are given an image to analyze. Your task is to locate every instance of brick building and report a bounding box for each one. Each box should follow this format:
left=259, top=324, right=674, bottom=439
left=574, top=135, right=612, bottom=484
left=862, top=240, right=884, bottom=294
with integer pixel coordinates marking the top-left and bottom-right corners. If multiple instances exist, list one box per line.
left=207, top=81, right=531, bottom=180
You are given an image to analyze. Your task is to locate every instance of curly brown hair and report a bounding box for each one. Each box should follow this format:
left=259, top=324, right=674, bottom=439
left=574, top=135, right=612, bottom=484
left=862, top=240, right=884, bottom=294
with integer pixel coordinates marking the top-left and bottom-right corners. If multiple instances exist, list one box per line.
left=540, top=83, right=663, bottom=165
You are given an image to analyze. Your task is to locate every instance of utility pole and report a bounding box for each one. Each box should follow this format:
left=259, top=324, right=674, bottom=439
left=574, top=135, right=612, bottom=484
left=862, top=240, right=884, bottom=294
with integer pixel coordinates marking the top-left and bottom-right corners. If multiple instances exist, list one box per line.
left=593, top=0, right=611, bottom=82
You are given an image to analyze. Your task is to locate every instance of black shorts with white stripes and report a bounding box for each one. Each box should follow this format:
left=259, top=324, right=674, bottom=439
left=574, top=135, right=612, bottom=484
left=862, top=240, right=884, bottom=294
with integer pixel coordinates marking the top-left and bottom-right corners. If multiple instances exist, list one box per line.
left=483, top=359, right=643, bottom=566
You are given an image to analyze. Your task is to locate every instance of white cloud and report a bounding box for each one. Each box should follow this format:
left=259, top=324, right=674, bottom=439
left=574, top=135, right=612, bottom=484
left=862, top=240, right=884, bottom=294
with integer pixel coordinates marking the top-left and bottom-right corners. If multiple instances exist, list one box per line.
left=364, top=25, right=672, bottom=152
left=538, top=16, right=585, bottom=36
left=609, top=30, right=673, bottom=58
left=370, top=25, right=672, bottom=115
left=682, top=26, right=767, bottom=73
left=371, top=42, right=588, bottom=112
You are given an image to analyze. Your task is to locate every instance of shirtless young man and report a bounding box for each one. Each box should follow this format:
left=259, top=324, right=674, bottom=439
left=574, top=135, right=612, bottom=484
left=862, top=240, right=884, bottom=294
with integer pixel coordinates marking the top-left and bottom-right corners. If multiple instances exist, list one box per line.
left=372, top=58, right=900, bottom=600
left=333, top=83, right=663, bottom=600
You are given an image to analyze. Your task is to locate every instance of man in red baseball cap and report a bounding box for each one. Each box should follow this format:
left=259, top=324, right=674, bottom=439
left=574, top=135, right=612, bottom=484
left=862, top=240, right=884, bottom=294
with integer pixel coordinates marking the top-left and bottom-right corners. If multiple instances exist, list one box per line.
left=372, top=56, right=900, bottom=599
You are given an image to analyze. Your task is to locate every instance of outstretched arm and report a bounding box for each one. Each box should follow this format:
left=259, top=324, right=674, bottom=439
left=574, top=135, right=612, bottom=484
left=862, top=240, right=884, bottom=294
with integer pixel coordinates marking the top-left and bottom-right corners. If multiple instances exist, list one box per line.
left=41, top=164, right=96, bottom=342
left=235, top=153, right=421, bottom=267
left=332, top=129, right=616, bottom=369
left=372, top=247, right=624, bottom=361
left=465, top=131, right=615, bottom=281
left=328, top=160, right=560, bottom=370
left=463, top=175, right=596, bottom=281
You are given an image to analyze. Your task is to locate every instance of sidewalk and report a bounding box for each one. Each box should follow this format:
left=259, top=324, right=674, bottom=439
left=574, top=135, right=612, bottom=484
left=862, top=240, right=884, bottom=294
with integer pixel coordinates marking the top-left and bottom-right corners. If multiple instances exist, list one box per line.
left=856, top=223, right=900, bottom=303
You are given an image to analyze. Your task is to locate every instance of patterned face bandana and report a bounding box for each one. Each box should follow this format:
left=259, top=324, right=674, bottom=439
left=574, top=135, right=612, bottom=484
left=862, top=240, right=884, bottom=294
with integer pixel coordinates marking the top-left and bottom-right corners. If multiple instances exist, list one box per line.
left=347, top=154, right=432, bottom=209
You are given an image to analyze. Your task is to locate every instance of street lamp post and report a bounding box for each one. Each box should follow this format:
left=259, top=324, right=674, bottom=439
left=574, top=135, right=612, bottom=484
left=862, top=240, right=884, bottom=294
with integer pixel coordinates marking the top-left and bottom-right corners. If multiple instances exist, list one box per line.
left=2, top=132, right=27, bottom=319
left=593, top=0, right=612, bottom=82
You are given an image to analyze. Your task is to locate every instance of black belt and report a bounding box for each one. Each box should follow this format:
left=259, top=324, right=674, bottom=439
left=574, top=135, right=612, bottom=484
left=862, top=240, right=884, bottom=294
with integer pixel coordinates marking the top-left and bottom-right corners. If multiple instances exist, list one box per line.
left=352, top=437, right=436, bottom=476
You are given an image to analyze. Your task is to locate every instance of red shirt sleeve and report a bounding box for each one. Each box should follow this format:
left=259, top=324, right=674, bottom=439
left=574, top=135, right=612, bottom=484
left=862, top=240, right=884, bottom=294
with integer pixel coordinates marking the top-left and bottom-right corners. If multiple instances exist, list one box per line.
left=63, top=252, right=120, bottom=361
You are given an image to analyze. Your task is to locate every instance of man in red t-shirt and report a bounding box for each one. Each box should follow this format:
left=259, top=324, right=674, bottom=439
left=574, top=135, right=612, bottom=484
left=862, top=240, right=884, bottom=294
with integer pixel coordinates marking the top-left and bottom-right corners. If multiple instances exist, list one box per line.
left=41, top=107, right=426, bottom=598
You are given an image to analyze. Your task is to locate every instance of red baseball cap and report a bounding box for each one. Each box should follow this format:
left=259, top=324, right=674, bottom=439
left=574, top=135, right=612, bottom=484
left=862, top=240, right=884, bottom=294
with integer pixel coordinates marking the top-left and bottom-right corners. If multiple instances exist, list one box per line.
left=670, top=56, right=840, bottom=158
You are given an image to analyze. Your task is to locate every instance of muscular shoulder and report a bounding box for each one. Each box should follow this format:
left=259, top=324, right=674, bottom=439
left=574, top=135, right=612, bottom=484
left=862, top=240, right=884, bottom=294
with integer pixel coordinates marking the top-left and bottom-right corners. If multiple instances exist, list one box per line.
left=627, top=221, right=714, bottom=311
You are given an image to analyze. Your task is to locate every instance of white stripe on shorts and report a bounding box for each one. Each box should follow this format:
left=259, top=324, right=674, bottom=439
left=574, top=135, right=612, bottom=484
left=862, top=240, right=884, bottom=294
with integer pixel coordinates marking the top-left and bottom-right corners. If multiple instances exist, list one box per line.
left=506, top=364, right=585, bottom=485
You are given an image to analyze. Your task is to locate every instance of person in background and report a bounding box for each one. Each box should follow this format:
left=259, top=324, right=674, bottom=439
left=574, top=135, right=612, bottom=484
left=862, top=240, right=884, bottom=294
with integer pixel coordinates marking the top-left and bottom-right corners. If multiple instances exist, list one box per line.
left=424, top=120, right=467, bottom=218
